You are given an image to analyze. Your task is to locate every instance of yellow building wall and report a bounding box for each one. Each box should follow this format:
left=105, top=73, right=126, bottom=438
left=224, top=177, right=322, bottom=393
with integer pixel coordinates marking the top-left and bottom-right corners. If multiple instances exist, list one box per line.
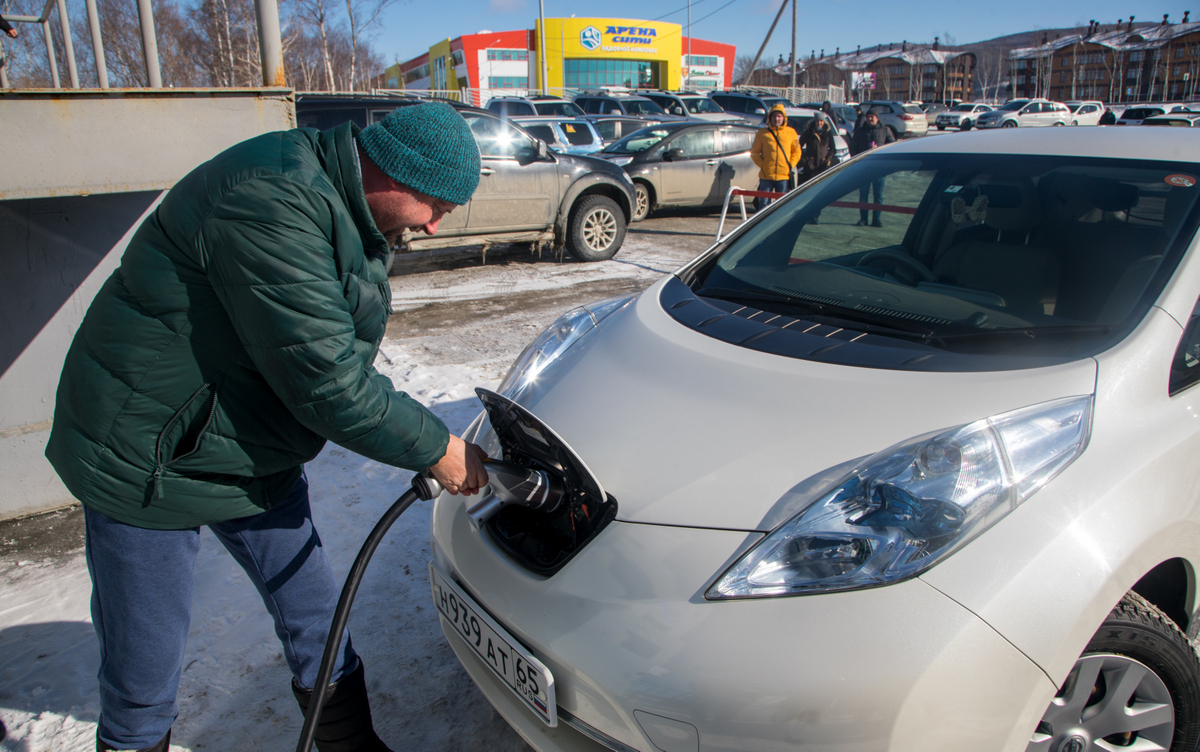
left=536, top=17, right=683, bottom=91
left=428, top=39, right=457, bottom=91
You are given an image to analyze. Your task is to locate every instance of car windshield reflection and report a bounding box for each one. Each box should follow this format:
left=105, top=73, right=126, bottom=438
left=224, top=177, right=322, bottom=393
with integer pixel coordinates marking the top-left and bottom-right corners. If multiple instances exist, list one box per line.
left=689, top=152, right=1199, bottom=358
left=602, top=125, right=685, bottom=154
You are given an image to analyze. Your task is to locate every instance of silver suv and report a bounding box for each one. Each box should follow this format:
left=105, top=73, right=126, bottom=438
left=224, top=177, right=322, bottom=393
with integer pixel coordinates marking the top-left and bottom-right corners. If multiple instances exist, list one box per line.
left=976, top=99, right=1071, bottom=128
left=573, top=93, right=682, bottom=120
left=859, top=100, right=929, bottom=138
left=486, top=96, right=585, bottom=118
left=640, top=91, right=743, bottom=122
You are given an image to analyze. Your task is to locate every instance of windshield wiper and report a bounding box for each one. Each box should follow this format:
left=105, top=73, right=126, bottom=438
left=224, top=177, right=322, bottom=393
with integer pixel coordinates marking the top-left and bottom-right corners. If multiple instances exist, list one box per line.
left=694, top=286, right=937, bottom=339
left=929, top=324, right=1114, bottom=343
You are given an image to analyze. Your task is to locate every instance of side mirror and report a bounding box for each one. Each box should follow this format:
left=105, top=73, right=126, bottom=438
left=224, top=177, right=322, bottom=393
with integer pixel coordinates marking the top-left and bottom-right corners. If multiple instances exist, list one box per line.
left=673, top=107, right=684, bottom=115
left=515, top=142, right=546, bottom=166
left=753, top=108, right=766, bottom=115
left=664, top=148, right=685, bottom=161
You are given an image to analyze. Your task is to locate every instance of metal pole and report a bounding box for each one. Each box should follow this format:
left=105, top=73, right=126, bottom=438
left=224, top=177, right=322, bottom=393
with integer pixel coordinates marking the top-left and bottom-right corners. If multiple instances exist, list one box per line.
left=789, top=0, right=795, bottom=90
left=254, top=0, right=285, bottom=86
left=1, top=43, right=9, bottom=89
left=136, top=0, right=162, bottom=87
left=686, top=0, right=690, bottom=89
left=743, top=0, right=789, bottom=87
left=42, top=20, right=61, bottom=88
left=55, top=0, right=79, bottom=88
left=538, top=0, right=547, bottom=95
left=83, top=0, right=108, bottom=87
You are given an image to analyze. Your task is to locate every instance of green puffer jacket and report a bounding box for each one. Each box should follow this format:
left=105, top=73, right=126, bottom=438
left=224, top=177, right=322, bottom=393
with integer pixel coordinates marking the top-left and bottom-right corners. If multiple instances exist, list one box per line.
left=46, top=122, right=450, bottom=529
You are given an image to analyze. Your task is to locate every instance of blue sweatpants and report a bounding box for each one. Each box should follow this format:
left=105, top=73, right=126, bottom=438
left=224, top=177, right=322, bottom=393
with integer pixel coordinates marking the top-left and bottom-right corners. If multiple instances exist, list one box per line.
left=84, top=475, right=357, bottom=749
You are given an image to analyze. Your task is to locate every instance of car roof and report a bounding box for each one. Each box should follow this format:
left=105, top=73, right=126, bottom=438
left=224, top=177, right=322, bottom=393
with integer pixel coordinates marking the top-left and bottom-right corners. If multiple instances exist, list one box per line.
left=883, top=126, right=1200, bottom=161
left=507, top=115, right=593, bottom=124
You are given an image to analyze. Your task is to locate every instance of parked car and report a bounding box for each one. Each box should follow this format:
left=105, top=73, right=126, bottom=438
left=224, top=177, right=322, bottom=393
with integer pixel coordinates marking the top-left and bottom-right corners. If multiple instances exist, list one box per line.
left=859, top=99, right=930, bottom=138
left=708, top=91, right=795, bottom=124
left=640, top=90, right=743, bottom=122
left=294, top=92, right=419, bottom=129
left=508, top=116, right=604, bottom=155
left=794, top=102, right=858, bottom=136
left=592, top=121, right=761, bottom=221
left=784, top=111, right=851, bottom=163
left=295, top=95, right=635, bottom=263
left=921, top=102, right=949, bottom=124
left=430, top=127, right=1200, bottom=752
left=1143, top=111, right=1200, bottom=126
left=486, top=95, right=585, bottom=118
left=935, top=102, right=994, bottom=130
left=1064, top=100, right=1105, bottom=126
left=573, top=93, right=682, bottom=120
left=584, top=116, right=660, bottom=145
left=1117, top=104, right=1192, bottom=125
left=976, top=99, right=1071, bottom=128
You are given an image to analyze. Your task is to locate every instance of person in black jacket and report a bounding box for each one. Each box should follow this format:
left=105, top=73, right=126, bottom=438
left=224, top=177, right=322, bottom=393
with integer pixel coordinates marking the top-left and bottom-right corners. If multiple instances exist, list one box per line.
left=848, top=111, right=895, bottom=226
left=0, top=14, right=17, bottom=37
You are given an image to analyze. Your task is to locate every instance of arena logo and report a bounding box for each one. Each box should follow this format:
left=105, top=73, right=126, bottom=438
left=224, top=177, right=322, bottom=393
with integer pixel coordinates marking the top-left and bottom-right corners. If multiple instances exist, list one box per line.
left=580, top=26, right=602, bottom=50
left=605, top=25, right=656, bottom=44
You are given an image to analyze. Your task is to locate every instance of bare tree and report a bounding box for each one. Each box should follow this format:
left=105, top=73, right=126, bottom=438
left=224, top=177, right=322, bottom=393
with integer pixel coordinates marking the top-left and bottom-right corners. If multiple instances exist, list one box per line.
left=292, top=0, right=337, bottom=89
left=341, top=0, right=395, bottom=90
left=732, top=54, right=756, bottom=85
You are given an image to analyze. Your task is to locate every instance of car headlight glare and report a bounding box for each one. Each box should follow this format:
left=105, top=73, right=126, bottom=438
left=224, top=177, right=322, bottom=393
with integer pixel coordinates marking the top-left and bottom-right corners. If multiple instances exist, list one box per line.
left=708, top=395, right=1092, bottom=599
left=497, top=293, right=637, bottom=401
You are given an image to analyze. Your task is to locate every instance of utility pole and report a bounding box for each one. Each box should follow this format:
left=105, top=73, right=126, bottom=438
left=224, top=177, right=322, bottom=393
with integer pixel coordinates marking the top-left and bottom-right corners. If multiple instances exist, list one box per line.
left=686, top=0, right=691, bottom=89
left=789, top=0, right=796, bottom=89
left=743, top=0, right=790, bottom=86
left=538, top=0, right=548, bottom=94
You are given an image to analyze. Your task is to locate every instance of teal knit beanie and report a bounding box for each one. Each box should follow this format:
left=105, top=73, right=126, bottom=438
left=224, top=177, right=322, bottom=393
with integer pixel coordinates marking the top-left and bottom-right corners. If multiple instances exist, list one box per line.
left=356, top=102, right=482, bottom=206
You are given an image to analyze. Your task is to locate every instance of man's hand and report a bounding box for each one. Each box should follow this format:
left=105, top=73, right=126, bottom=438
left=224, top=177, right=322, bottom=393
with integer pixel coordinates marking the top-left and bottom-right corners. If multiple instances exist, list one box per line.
left=5, top=28, right=17, bottom=39
left=428, top=434, right=489, bottom=496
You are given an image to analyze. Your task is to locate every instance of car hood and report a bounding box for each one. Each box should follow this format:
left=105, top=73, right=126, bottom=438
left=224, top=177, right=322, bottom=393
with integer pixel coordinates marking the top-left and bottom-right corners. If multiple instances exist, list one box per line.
left=503, top=277, right=1098, bottom=532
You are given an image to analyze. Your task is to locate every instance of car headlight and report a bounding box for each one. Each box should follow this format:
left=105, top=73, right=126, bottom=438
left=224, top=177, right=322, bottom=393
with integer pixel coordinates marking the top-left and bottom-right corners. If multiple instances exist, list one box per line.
left=497, top=293, right=637, bottom=402
left=708, top=395, right=1092, bottom=599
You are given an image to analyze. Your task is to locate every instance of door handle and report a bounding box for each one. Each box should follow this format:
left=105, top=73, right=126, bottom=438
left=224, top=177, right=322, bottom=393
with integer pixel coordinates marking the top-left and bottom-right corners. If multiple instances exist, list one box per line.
left=480, top=167, right=496, bottom=175
left=705, top=160, right=719, bottom=165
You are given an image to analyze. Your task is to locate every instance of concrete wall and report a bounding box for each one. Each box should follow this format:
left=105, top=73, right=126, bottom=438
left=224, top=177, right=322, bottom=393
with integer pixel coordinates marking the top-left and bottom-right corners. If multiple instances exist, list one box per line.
left=0, top=89, right=295, bottom=520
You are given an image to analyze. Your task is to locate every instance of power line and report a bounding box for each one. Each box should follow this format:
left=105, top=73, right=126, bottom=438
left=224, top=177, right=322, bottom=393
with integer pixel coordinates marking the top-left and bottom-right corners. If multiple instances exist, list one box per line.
left=653, top=0, right=715, bottom=22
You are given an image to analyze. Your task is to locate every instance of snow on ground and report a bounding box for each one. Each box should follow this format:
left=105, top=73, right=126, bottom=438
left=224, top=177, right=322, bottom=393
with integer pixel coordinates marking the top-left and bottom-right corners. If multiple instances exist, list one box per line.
left=0, top=220, right=715, bottom=752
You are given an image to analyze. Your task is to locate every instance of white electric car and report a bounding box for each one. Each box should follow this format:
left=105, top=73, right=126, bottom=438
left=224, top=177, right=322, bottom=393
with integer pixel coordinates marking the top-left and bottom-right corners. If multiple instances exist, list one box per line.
left=430, top=127, right=1200, bottom=752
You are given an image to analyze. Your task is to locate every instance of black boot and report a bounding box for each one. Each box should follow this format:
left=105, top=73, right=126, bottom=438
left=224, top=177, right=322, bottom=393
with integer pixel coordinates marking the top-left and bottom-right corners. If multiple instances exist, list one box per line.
left=97, top=729, right=171, bottom=752
left=293, top=659, right=392, bottom=752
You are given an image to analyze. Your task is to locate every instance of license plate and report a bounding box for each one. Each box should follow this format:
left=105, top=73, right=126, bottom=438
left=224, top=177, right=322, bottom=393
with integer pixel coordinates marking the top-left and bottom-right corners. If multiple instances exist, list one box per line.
left=429, top=563, right=557, bottom=727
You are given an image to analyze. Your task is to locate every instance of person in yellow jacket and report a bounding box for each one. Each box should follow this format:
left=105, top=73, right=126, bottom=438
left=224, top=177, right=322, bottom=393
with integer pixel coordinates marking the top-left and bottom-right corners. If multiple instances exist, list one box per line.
left=749, top=103, right=803, bottom=210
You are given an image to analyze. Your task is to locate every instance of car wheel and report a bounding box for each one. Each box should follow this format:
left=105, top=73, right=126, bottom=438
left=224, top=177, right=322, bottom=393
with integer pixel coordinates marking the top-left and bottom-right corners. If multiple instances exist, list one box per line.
left=632, top=182, right=652, bottom=222
left=960, top=119, right=972, bottom=131
left=1002, top=120, right=1018, bottom=128
left=1054, top=121, right=1065, bottom=126
left=1026, top=592, right=1200, bottom=752
left=1072, top=120, right=1079, bottom=126
left=566, top=195, right=625, bottom=262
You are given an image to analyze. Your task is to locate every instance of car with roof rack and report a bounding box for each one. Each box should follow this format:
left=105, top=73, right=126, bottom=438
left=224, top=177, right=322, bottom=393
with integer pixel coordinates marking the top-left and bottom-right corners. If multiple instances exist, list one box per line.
left=485, top=95, right=585, bottom=118
left=573, top=92, right=685, bottom=121
left=934, top=102, right=994, bottom=131
left=508, top=116, right=605, bottom=155
left=975, top=99, right=1071, bottom=128
left=639, top=90, right=744, bottom=122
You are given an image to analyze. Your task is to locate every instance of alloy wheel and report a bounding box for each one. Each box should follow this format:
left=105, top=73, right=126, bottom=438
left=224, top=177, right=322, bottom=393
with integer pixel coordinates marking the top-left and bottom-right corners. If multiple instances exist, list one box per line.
left=582, top=208, right=618, bottom=253
left=1027, top=653, right=1174, bottom=751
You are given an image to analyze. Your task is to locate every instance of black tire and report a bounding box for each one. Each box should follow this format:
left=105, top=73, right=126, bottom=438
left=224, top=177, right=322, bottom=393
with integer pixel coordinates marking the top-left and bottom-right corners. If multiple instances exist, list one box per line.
left=566, top=195, right=625, bottom=262
left=1002, top=120, right=1018, bottom=128
left=960, top=119, right=972, bottom=131
left=1027, top=592, right=1200, bottom=752
left=632, top=182, right=652, bottom=222
left=936, top=124, right=945, bottom=131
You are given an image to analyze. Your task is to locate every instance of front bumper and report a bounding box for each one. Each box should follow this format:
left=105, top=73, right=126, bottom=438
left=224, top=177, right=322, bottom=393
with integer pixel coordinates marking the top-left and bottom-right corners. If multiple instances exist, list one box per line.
left=432, top=496, right=1055, bottom=752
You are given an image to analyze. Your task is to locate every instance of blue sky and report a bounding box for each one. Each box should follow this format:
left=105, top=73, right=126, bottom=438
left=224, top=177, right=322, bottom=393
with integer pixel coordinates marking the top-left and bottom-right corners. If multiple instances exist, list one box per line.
left=371, top=0, right=1185, bottom=69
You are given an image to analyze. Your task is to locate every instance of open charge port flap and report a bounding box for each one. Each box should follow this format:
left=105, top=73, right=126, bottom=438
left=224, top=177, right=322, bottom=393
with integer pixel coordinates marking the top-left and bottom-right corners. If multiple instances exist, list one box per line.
left=476, top=388, right=618, bottom=576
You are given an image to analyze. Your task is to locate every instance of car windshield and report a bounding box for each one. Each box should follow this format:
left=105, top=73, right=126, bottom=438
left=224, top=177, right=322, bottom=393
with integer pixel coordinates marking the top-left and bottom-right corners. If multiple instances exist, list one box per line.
left=1067, top=103, right=1082, bottom=112
left=998, top=101, right=1029, bottom=111
left=602, top=124, right=684, bottom=154
left=685, top=98, right=724, bottom=114
left=764, top=98, right=791, bottom=109
left=902, top=104, right=925, bottom=115
left=1122, top=108, right=1166, bottom=119
left=951, top=104, right=976, bottom=112
left=623, top=99, right=667, bottom=116
left=558, top=121, right=596, bottom=144
left=687, top=152, right=1199, bottom=360
left=536, top=101, right=585, bottom=116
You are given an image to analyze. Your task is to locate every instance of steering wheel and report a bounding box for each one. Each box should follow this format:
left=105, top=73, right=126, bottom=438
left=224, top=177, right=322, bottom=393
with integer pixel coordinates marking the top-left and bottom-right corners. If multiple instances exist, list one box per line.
left=855, top=249, right=936, bottom=284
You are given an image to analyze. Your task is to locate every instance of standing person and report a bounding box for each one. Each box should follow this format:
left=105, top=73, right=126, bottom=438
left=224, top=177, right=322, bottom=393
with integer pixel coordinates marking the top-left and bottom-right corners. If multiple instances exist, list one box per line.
left=46, top=102, right=490, bottom=752
left=750, top=103, right=802, bottom=211
left=798, top=114, right=840, bottom=224
left=848, top=110, right=895, bottom=227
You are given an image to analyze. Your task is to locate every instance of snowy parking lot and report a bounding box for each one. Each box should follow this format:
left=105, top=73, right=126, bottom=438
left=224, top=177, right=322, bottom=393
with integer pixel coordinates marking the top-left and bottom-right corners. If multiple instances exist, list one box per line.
left=0, top=211, right=725, bottom=752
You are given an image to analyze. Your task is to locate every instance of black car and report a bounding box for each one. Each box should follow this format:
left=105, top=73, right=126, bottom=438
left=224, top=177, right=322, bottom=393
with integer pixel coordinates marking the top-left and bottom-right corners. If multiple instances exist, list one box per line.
left=295, top=93, right=636, bottom=264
